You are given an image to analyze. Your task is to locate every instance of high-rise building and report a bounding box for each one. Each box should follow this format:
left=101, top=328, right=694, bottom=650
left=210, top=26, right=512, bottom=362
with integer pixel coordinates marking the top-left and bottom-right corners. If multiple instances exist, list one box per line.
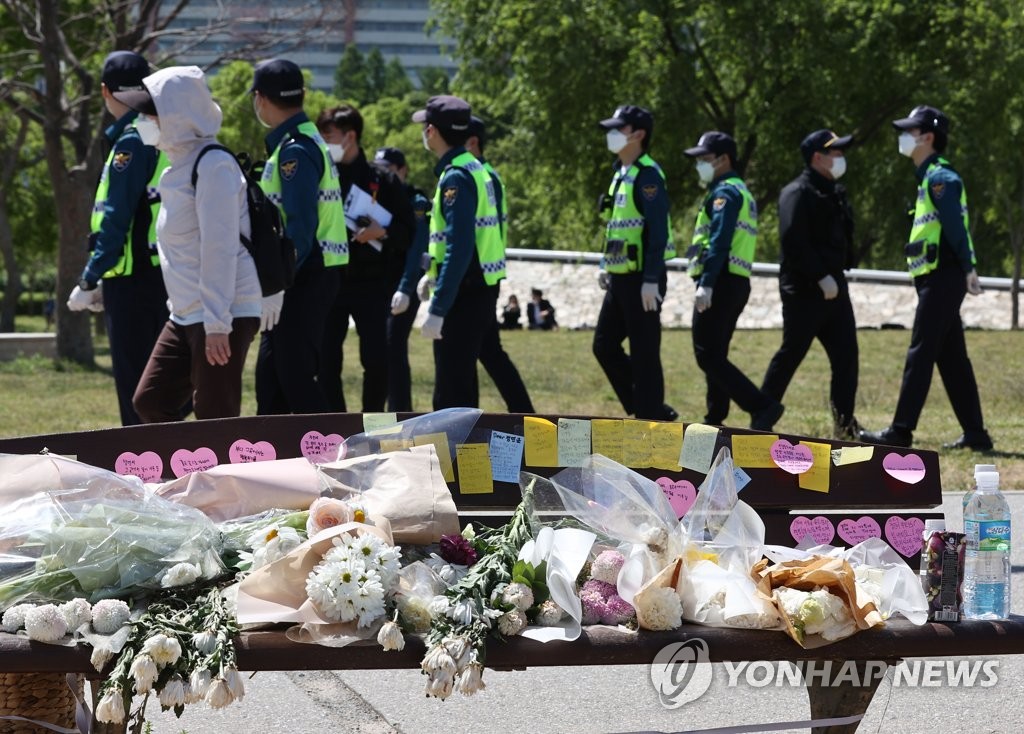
left=163, top=0, right=457, bottom=91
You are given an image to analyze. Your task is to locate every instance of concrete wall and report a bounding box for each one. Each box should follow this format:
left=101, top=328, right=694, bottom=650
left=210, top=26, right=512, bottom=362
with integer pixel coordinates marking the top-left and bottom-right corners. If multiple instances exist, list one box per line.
left=0, top=333, right=56, bottom=361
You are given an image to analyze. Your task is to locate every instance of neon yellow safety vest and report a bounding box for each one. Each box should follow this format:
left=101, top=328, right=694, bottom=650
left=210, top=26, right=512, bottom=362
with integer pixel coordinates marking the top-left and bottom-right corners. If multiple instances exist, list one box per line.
left=260, top=120, right=348, bottom=267
left=602, top=154, right=676, bottom=274
left=688, top=176, right=757, bottom=279
left=90, top=140, right=168, bottom=278
left=906, top=157, right=976, bottom=277
left=482, top=161, right=508, bottom=246
left=428, top=151, right=505, bottom=285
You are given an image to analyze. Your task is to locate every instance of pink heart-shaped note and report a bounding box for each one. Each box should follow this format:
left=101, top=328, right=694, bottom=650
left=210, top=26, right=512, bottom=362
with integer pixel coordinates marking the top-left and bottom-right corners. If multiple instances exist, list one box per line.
left=169, top=447, right=218, bottom=478
left=885, top=516, right=925, bottom=557
left=837, top=516, right=882, bottom=545
left=228, top=439, right=277, bottom=464
left=300, top=431, right=344, bottom=463
left=770, top=439, right=815, bottom=475
left=656, top=477, right=698, bottom=519
left=790, top=515, right=835, bottom=545
left=882, top=452, right=926, bottom=484
left=114, top=451, right=164, bottom=482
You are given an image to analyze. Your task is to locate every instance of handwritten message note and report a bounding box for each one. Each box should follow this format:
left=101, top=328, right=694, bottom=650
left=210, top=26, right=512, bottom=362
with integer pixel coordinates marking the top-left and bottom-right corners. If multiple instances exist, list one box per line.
left=680, top=424, right=719, bottom=474
left=489, top=431, right=525, bottom=483
left=591, top=419, right=624, bottom=464
left=524, top=417, right=558, bottom=467
left=363, top=413, right=399, bottom=434
left=790, top=516, right=835, bottom=545
left=456, top=443, right=493, bottom=494
left=169, top=447, right=218, bottom=478
left=414, top=432, right=455, bottom=481
left=300, top=431, right=344, bottom=463
left=379, top=438, right=415, bottom=453
left=114, top=451, right=164, bottom=482
left=228, top=439, right=277, bottom=464
left=622, top=420, right=654, bottom=468
left=557, top=418, right=591, bottom=467
left=731, top=434, right=779, bottom=469
left=831, top=445, right=874, bottom=466
left=650, top=422, right=683, bottom=471
left=882, top=453, right=927, bottom=485
left=797, top=440, right=832, bottom=493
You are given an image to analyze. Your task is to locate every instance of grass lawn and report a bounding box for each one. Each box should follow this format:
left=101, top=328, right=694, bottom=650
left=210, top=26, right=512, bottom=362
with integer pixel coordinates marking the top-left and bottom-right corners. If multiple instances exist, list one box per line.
left=1, top=315, right=1021, bottom=493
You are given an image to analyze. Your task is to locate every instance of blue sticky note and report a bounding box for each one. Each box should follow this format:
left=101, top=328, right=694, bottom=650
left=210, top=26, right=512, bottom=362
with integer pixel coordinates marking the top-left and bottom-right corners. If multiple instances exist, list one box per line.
left=733, top=467, right=751, bottom=492
left=489, top=431, right=525, bottom=483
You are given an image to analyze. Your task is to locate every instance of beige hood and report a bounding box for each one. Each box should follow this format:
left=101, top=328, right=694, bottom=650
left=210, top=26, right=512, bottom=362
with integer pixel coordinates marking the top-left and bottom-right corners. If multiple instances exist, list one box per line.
left=143, top=65, right=222, bottom=159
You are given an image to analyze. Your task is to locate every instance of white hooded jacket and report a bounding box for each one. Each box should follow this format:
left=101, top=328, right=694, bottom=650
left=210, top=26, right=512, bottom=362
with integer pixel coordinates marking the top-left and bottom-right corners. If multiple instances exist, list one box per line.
left=145, top=66, right=260, bottom=334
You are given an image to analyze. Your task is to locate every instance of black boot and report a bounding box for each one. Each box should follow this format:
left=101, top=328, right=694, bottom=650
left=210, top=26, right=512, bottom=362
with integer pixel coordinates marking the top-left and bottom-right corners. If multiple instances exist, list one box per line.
left=943, top=431, right=994, bottom=451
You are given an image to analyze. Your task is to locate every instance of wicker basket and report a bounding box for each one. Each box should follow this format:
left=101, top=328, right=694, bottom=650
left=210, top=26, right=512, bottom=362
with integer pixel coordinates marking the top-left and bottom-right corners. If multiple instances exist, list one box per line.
left=0, top=672, right=84, bottom=733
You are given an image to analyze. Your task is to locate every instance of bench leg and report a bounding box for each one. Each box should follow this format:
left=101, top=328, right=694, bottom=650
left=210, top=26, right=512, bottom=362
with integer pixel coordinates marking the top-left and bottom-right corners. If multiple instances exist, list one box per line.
left=805, top=659, right=892, bottom=734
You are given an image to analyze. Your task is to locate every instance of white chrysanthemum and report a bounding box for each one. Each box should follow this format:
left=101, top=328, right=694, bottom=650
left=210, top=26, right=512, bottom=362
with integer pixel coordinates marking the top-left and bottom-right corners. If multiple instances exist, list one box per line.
left=425, top=669, right=454, bottom=700
left=397, top=596, right=432, bottom=632
left=161, top=561, right=201, bottom=588
left=91, top=643, right=114, bottom=672
left=248, top=525, right=303, bottom=570
left=188, top=668, right=212, bottom=703
left=454, top=662, right=486, bottom=696
left=775, top=586, right=856, bottom=642
left=192, top=629, right=217, bottom=655
left=377, top=620, right=405, bottom=651
left=427, top=595, right=450, bottom=616
left=497, top=609, right=527, bottom=636
left=158, top=675, right=186, bottom=708
left=1, top=604, right=35, bottom=633
left=223, top=667, right=245, bottom=702
left=24, top=604, right=68, bottom=642
left=420, top=643, right=457, bottom=676
left=443, top=636, right=472, bottom=669
left=142, top=633, right=182, bottom=667
left=129, top=654, right=159, bottom=694
left=536, top=599, right=565, bottom=626
left=501, top=582, right=535, bottom=612
left=424, top=553, right=469, bottom=585
left=636, top=587, right=683, bottom=631
left=447, top=598, right=475, bottom=626
left=60, top=598, right=92, bottom=631
left=95, top=686, right=126, bottom=724
left=306, top=556, right=386, bottom=627
left=205, top=678, right=233, bottom=709
left=643, top=526, right=669, bottom=549
left=92, top=599, right=131, bottom=634
left=480, top=605, right=504, bottom=628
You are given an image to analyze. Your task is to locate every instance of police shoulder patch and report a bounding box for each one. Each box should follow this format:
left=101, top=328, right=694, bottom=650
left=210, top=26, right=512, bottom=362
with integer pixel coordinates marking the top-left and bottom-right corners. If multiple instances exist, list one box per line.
left=930, top=182, right=945, bottom=199
left=443, top=186, right=458, bottom=206
left=112, top=151, right=133, bottom=173
left=280, top=158, right=299, bottom=181
left=642, top=184, right=659, bottom=201
left=712, top=197, right=727, bottom=212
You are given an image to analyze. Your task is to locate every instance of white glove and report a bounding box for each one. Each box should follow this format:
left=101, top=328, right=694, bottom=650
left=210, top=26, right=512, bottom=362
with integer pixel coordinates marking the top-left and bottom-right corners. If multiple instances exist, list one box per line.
left=966, top=270, right=983, bottom=296
left=694, top=285, right=713, bottom=313
left=421, top=312, right=444, bottom=340
left=390, top=290, right=410, bottom=315
left=260, top=291, right=285, bottom=332
left=67, top=283, right=103, bottom=313
left=640, top=281, right=662, bottom=312
left=416, top=274, right=435, bottom=301
left=817, top=274, right=839, bottom=300
left=598, top=271, right=611, bottom=290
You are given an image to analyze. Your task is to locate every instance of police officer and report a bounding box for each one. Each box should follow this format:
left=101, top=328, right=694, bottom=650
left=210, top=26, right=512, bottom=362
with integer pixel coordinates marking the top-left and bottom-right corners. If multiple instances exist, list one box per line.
left=761, top=129, right=861, bottom=439
left=413, top=95, right=504, bottom=409
left=251, top=59, right=348, bottom=415
left=860, top=106, right=993, bottom=450
left=66, top=51, right=169, bottom=426
left=379, top=147, right=431, bottom=412
left=465, top=115, right=534, bottom=413
left=684, top=131, right=783, bottom=430
left=315, top=105, right=415, bottom=413
left=593, top=105, right=678, bottom=422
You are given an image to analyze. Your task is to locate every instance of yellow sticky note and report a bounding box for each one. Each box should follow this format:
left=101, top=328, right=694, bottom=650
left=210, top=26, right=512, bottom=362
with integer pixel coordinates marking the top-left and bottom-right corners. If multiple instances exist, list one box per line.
left=524, top=417, right=558, bottom=467
left=363, top=412, right=399, bottom=434
left=650, top=422, right=683, bottom=471
left=831, top=445, right=874, bottom=466
left=732, top=434, right=779, bottom=469
left=414, top=432, right=455, bottom=482
left=622, top=419, right=654, bottom=468
left=379, top=438, right=414, bottom=453
left=557, top=418, right=591, bottom=467
left=591, top=419, right=624, bottom=464
left=456, top=443, right=494, bottom=494
left=798, top=440, right=832, bottom=493
left=680, top=423, right=719, bottom=473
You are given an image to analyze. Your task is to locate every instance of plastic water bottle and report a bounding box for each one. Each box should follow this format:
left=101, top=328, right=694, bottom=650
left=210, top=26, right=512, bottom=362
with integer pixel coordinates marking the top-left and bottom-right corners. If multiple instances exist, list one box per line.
left=962, top=463, right=997, bottom=530
left=962, top=471, right=1011, bottom=620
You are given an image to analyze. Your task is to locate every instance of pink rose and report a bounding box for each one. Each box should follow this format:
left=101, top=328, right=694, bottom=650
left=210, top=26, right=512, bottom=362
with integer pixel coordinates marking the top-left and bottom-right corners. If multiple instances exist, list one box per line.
left=306, top=498, right=354, bottom=537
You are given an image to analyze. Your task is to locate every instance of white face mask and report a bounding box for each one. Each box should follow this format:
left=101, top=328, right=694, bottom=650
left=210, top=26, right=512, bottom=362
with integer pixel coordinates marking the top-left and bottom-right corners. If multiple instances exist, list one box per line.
left=421, top=127, right=432, bottom=151
left=253, top=96, right=272, bottom=129
left=606, top=130, right=628, bottom=154
left=898, top=132, right=919, bottom=157
left=696, top=160, right=715, bottom=183
left=135, top=115, right=161, bottom=147
left=830, top=155, right=847, bottom=180
left=327, top=143, right=345, bottom=163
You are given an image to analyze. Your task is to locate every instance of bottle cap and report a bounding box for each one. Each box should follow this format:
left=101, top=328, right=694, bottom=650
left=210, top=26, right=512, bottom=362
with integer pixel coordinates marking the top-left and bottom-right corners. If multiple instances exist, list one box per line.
left=924, top=519, right=946, bottom=534
left=974, top=463, right=996, bottom=476
left=976, top=471, right=1000, bottom=490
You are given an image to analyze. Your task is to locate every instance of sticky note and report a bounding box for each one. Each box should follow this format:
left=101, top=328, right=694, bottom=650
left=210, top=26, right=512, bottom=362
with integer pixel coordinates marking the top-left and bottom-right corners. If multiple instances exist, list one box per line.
left=363, top=412, right=399, bottom=434
left=733, top=467, right=751, bottom=492
left=731, top=434, right=779, bottom=469
left=591, top=419, right=624, bottom=464
left=115, top=451, right=164, bottom=482
left=622, top=419, right=654, bottom=468
left=557, top=418, right=591, bottom=467
left=414, top=432, right=455, bottom=482
left=831, top=446, right=874, bottom=466
left=524, top=417, right=558, bottom=467
left=650, top=422, right=683, bottom=471
left=882, top=452, right=926, bottom=484
left=456, top=443, right=494, bottom=494
left=300, top=431, right=343, bottom=463
left=228, top=439, right=277, bottom=464
left=680, top=423, right=718, bottom=474
left=169, top=447, right=218, bottom=478
left=380, top=438, right=415, bottom=453
left=797, top=440, right=832, bottom=493
left=489, top=431, right=525, bottom=483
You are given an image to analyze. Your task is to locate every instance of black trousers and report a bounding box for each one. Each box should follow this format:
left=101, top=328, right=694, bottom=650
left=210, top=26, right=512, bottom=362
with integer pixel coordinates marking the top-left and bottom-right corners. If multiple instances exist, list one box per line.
left=592, top=271, right=666, bottom=420
left=477, top=315, right=534, bottom=413
left=433, top=284, right=499, bottom=410
left=255, top=261, right=339, bottom=415
left=762, top=289, right=859, bottom=419
left=386, top=292, right=420, bottom=412
left=102, top=267, right=169, bottom=426
left=691, top=272, right=772, bottom=424
left=892, top=265, right=986, bottom=435
left=320, top=277, right=391, bottom=412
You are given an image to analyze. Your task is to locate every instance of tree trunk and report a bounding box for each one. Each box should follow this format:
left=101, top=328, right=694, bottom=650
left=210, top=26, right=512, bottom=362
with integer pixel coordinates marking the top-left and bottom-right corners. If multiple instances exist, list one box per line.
left=51, top=166, right=96, bottom=364
left=0, top=195, right=18, bottom=332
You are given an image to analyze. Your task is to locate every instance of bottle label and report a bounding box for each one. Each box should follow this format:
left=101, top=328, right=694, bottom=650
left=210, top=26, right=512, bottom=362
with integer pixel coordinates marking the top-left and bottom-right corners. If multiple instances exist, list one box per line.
left=977, top=520, right=1011, bottom=552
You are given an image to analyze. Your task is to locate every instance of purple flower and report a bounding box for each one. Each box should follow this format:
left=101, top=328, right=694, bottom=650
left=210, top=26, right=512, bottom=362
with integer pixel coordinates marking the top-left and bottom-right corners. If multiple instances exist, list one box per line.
left=581, top=578, right=616, bottom=600
left=581, top=591, right=607, bottom=625
left=439, top=534, right=478, bottom=566
left=599, top=594, right=636, bottom=626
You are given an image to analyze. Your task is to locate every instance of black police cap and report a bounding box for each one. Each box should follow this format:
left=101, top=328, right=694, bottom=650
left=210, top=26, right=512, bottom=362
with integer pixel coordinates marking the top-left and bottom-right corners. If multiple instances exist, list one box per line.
left=468, top=115, right=487, bottom=146
left=892, top=105, right=949, bottom=135
left=684, top=131, right=737, bottom=161
left=102, top=51, right=151, bottom=93
left=375, top=147, right=408, bottom=169
left=598, top=105, right=653, bottom=133
left=800, top=129, right=853, bottom=164
left=411, top=95, right=471, bottom=131
left=250, top=59, right=305, bottom=99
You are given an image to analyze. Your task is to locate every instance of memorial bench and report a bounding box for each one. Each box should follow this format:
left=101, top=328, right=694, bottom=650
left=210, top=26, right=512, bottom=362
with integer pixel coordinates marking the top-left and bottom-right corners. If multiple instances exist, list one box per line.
left=1, top=413, right=1022, bottom=734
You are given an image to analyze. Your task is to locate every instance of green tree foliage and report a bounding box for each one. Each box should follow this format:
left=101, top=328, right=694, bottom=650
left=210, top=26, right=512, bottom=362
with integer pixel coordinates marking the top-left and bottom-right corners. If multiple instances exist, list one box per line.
left=417, top=66, right=451, bottom=95
left=335, top=46, right=414, bottom=107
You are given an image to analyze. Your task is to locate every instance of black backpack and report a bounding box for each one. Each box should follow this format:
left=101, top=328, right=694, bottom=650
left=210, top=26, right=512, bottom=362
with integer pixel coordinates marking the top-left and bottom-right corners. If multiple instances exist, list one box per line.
left=191, top=144, right=295, bottom=296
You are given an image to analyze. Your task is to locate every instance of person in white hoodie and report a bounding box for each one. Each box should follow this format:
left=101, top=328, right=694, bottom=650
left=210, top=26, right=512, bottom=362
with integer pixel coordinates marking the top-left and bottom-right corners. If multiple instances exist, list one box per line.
left=114, top=66, right=264, bottom=421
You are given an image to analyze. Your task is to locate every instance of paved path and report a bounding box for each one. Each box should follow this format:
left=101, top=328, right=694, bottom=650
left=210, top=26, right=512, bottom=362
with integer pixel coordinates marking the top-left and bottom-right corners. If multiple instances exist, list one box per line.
left=144, top=492, right=1024, bottom=734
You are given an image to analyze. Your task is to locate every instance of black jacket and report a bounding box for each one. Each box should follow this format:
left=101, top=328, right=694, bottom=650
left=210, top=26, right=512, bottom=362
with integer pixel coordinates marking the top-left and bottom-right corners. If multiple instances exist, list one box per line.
left=777, top=168, right=855, bottom=298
